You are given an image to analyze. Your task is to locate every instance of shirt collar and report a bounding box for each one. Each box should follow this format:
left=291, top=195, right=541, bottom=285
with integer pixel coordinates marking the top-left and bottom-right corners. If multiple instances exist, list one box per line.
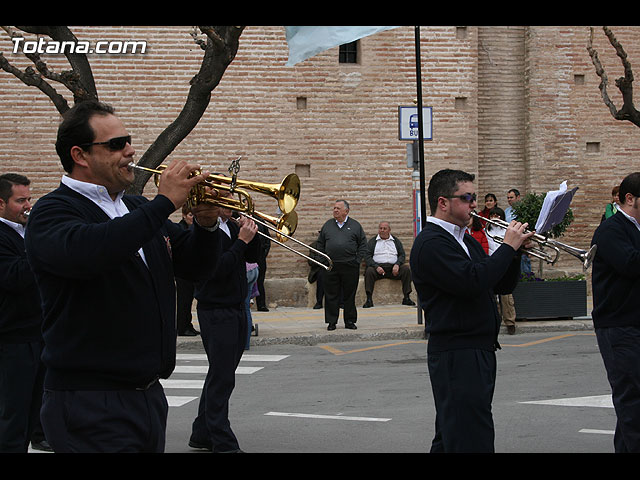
left=0, top=217, right=26, bottom=238
left=618, top=208, right=640, bottom=232
left=427, top=216, right=467, bottom=242
left=375, top=234, right=395, bottom=241
left=62, top=175, right=124, bottom=205
left=336, top=215, right=349, bottom=227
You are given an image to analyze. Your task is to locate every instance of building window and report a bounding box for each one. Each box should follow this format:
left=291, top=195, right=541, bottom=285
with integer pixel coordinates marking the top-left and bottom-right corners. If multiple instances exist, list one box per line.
left=339, top=40, right=358, bottom=64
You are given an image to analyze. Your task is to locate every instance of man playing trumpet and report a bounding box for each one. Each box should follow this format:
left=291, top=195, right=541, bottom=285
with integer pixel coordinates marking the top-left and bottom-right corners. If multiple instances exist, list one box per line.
left=25, top=101, right=221, bottom=453
left=410, top=169, right=533, bottom=453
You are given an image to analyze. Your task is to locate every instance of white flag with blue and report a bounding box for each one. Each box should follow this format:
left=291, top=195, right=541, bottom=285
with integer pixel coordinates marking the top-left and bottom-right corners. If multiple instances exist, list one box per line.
left=284, top=26, right=400, bottom=66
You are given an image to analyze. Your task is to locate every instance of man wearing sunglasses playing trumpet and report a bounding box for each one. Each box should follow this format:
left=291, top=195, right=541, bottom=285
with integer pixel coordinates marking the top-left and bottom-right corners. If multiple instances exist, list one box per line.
left=24, top=101, right=221, bottom=453
left=410, top=169, right=534, bottom=453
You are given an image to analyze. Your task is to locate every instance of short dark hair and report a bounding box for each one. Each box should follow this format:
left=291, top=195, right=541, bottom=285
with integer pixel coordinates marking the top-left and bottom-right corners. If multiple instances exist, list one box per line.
left=508, top=188, right=520, bottom=197
left=484, top=193, right=497, bottom=203
left=619, top=172, right=640, bottom=203
left=427, top=169, right=475, bottom=214
left=0, top=173, right=30, bottom=202
left=488, top=206, right=506, bottom=221
left=55, top=101, right=115, bottom=173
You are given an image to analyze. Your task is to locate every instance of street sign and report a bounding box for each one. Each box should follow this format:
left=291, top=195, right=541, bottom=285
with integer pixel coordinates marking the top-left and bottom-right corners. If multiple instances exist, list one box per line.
left=398, top=106, right=432, bottom=141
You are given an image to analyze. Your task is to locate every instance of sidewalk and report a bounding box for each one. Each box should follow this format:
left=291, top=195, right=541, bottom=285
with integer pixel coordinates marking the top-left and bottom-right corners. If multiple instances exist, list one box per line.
left=176, top=304, right=595, bottom=350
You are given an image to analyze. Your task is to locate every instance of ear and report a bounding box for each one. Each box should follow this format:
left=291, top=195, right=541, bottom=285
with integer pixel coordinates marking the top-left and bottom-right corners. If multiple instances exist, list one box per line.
left=623, top=192, right=635, bottom=206
left=437, top=196, right=448, bottom=211
left=70, top=145, right=90, bottom=169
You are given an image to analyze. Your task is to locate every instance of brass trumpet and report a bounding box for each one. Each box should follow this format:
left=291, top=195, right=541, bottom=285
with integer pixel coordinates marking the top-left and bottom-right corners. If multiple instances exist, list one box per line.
left=128, top=162, right=333, bottom=271
left=471, top=212, right=597, bottom=270
left=133, top=163, right=300, bottom=215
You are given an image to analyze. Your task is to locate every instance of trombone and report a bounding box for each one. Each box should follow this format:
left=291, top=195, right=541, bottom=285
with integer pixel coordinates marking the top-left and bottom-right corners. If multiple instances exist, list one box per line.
left=128, top=162, right=333, bottom=271
left=470, top=212, right=597, bottom=270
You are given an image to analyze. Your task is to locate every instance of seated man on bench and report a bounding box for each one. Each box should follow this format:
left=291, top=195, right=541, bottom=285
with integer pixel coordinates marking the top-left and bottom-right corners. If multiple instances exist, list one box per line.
left=363, top=221, right=415, bottom=308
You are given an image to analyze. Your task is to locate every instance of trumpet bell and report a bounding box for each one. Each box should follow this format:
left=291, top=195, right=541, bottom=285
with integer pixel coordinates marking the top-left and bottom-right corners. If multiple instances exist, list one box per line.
left=204, top=173, right=300, bottom=215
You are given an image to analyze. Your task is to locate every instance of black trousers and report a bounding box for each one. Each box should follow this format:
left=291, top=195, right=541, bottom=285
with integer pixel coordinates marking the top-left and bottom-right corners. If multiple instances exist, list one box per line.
left=255, top=256, right=268, bottom=309
left=191, top=305, right=247, bottom=452
left=364, top=263, right=413, bottom=296
left=40, top=381, right=168, bottom=453
left=0, top=341, right=45, bottom=452
left=324, top=263, right=359, bottom=325
left=595, top=326, right=640, bottom=453
left=428, top=348, right=497, bottom=453
left=176, top=277, right=195, bottom=333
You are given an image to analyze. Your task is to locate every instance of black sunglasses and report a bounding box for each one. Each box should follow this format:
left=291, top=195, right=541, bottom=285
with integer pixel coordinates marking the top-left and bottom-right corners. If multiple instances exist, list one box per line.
left=80, top=135, right=131, bottom=151
left=445, top=193, right=477, bottom=203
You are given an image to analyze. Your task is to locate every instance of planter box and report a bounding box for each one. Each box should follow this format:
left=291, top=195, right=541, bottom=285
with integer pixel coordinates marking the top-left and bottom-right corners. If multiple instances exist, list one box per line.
left=512, top=280, right=587, bottom=320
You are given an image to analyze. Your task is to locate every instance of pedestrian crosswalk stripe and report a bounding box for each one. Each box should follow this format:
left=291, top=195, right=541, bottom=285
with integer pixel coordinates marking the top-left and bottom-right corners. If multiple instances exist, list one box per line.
left=579, top=428, right=614, bottom=435
left=176, top=353, right=289, bottom=362
left=166, top=353, right=287, bottom=407
left=520, top=394, right=613, bottom=408
left=168, top=396, right=198, bottom=407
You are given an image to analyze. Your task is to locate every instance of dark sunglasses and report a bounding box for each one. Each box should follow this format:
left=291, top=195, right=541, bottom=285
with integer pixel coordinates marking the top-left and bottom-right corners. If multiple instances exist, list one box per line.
left=80, top=135, right=131, bottom=151
left=446, top=193, right=477, bottom=203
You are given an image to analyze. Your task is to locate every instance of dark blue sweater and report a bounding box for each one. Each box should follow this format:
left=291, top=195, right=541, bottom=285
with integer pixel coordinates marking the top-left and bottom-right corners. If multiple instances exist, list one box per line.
left=0, top=222, right=42, bottom=343
left=410, top=222, right=521, bottom=353
left=195, top=218, right=260, bottom=309
left=591, top=211, right=640, bottom=329
left=24, top=184, right=220, bottom=390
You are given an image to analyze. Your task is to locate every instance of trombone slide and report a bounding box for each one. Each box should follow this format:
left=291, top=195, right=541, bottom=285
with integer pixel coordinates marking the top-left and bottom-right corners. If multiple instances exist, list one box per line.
left=128, top=162, right=332, bottom=271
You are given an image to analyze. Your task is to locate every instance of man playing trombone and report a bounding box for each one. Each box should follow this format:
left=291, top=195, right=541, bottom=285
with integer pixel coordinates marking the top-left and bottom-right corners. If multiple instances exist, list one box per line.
left=410, top=169, right=533, bottom=453
left=25, top=101, right=222, bottom=453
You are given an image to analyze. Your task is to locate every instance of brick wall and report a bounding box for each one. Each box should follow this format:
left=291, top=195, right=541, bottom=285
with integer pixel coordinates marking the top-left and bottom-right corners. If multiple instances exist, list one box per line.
left=1, top=26, right=639, bottom=305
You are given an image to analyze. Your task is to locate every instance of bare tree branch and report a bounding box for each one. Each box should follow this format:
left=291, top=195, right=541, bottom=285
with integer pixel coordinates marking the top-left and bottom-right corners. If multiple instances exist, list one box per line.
left=1, top=25, right=245, bottom=194
left=0, top=26, right=98, bottom=113
left=130, top=26, right=245, bottom=193
left=588, top=26, right=640, bottom=127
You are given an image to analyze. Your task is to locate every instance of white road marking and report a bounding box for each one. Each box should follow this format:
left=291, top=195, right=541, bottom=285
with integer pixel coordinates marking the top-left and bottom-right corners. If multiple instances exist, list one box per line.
left=579, top=429, right=614, bottom=435
left=165, top=354, right=285, bottom=407
left=520, top=394, right=613, bottom=408
left=176, top=353, right=289, bottom=362
left=264, top=412, right=391, bottom=422
left=168, top=396, right=199, bottom=407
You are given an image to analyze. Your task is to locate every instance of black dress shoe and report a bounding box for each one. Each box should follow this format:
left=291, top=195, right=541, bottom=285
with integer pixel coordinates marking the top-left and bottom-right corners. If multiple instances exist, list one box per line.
left=30, top=440, right=53, bottom=452
left=188, top=439, right=212, bottom=451
left=257, top=306, right=269, bottom=312
left=313, top=303, right=323, bottom=309
left=402, top=297, right=416, bottom=306
left=363, top=299, right=374, bottom=308
left=345, top=322, right=357, bottom=330
left=179, top=325, right=200, bottom=336
left=327, top=323, right=336, bottom=331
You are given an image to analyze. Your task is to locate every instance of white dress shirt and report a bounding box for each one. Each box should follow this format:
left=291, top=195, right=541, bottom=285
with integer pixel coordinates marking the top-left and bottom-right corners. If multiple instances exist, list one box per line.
left=372, top=235, right=399, bottom=264
left=61, top=175, right=148, bottom=266
left=0, top=217, right=25, bottom=238
left=427, top=216, right=470, bottom=258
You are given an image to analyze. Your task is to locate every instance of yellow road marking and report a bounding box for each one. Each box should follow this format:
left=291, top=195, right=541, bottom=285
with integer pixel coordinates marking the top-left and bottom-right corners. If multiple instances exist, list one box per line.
left=319, top=333, right=595, bottom=355
left=501, top=332, right=595, bottom=348
left=319, top=340, right=425, bottom=356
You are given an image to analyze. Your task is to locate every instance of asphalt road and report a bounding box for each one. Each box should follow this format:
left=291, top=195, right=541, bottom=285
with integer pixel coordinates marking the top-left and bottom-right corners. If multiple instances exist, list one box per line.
left=164, top=330, right=617, bottom=454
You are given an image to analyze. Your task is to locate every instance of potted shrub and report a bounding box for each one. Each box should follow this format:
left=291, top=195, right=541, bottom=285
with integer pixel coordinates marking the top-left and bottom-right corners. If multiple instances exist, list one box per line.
left=510, top=192, right=587, bottom=320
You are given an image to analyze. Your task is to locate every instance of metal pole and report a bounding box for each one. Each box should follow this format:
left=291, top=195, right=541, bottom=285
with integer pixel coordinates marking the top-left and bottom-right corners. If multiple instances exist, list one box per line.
left=414, top=26, right=425, bottom=326
left=414, top=26, right=427, bottom=229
